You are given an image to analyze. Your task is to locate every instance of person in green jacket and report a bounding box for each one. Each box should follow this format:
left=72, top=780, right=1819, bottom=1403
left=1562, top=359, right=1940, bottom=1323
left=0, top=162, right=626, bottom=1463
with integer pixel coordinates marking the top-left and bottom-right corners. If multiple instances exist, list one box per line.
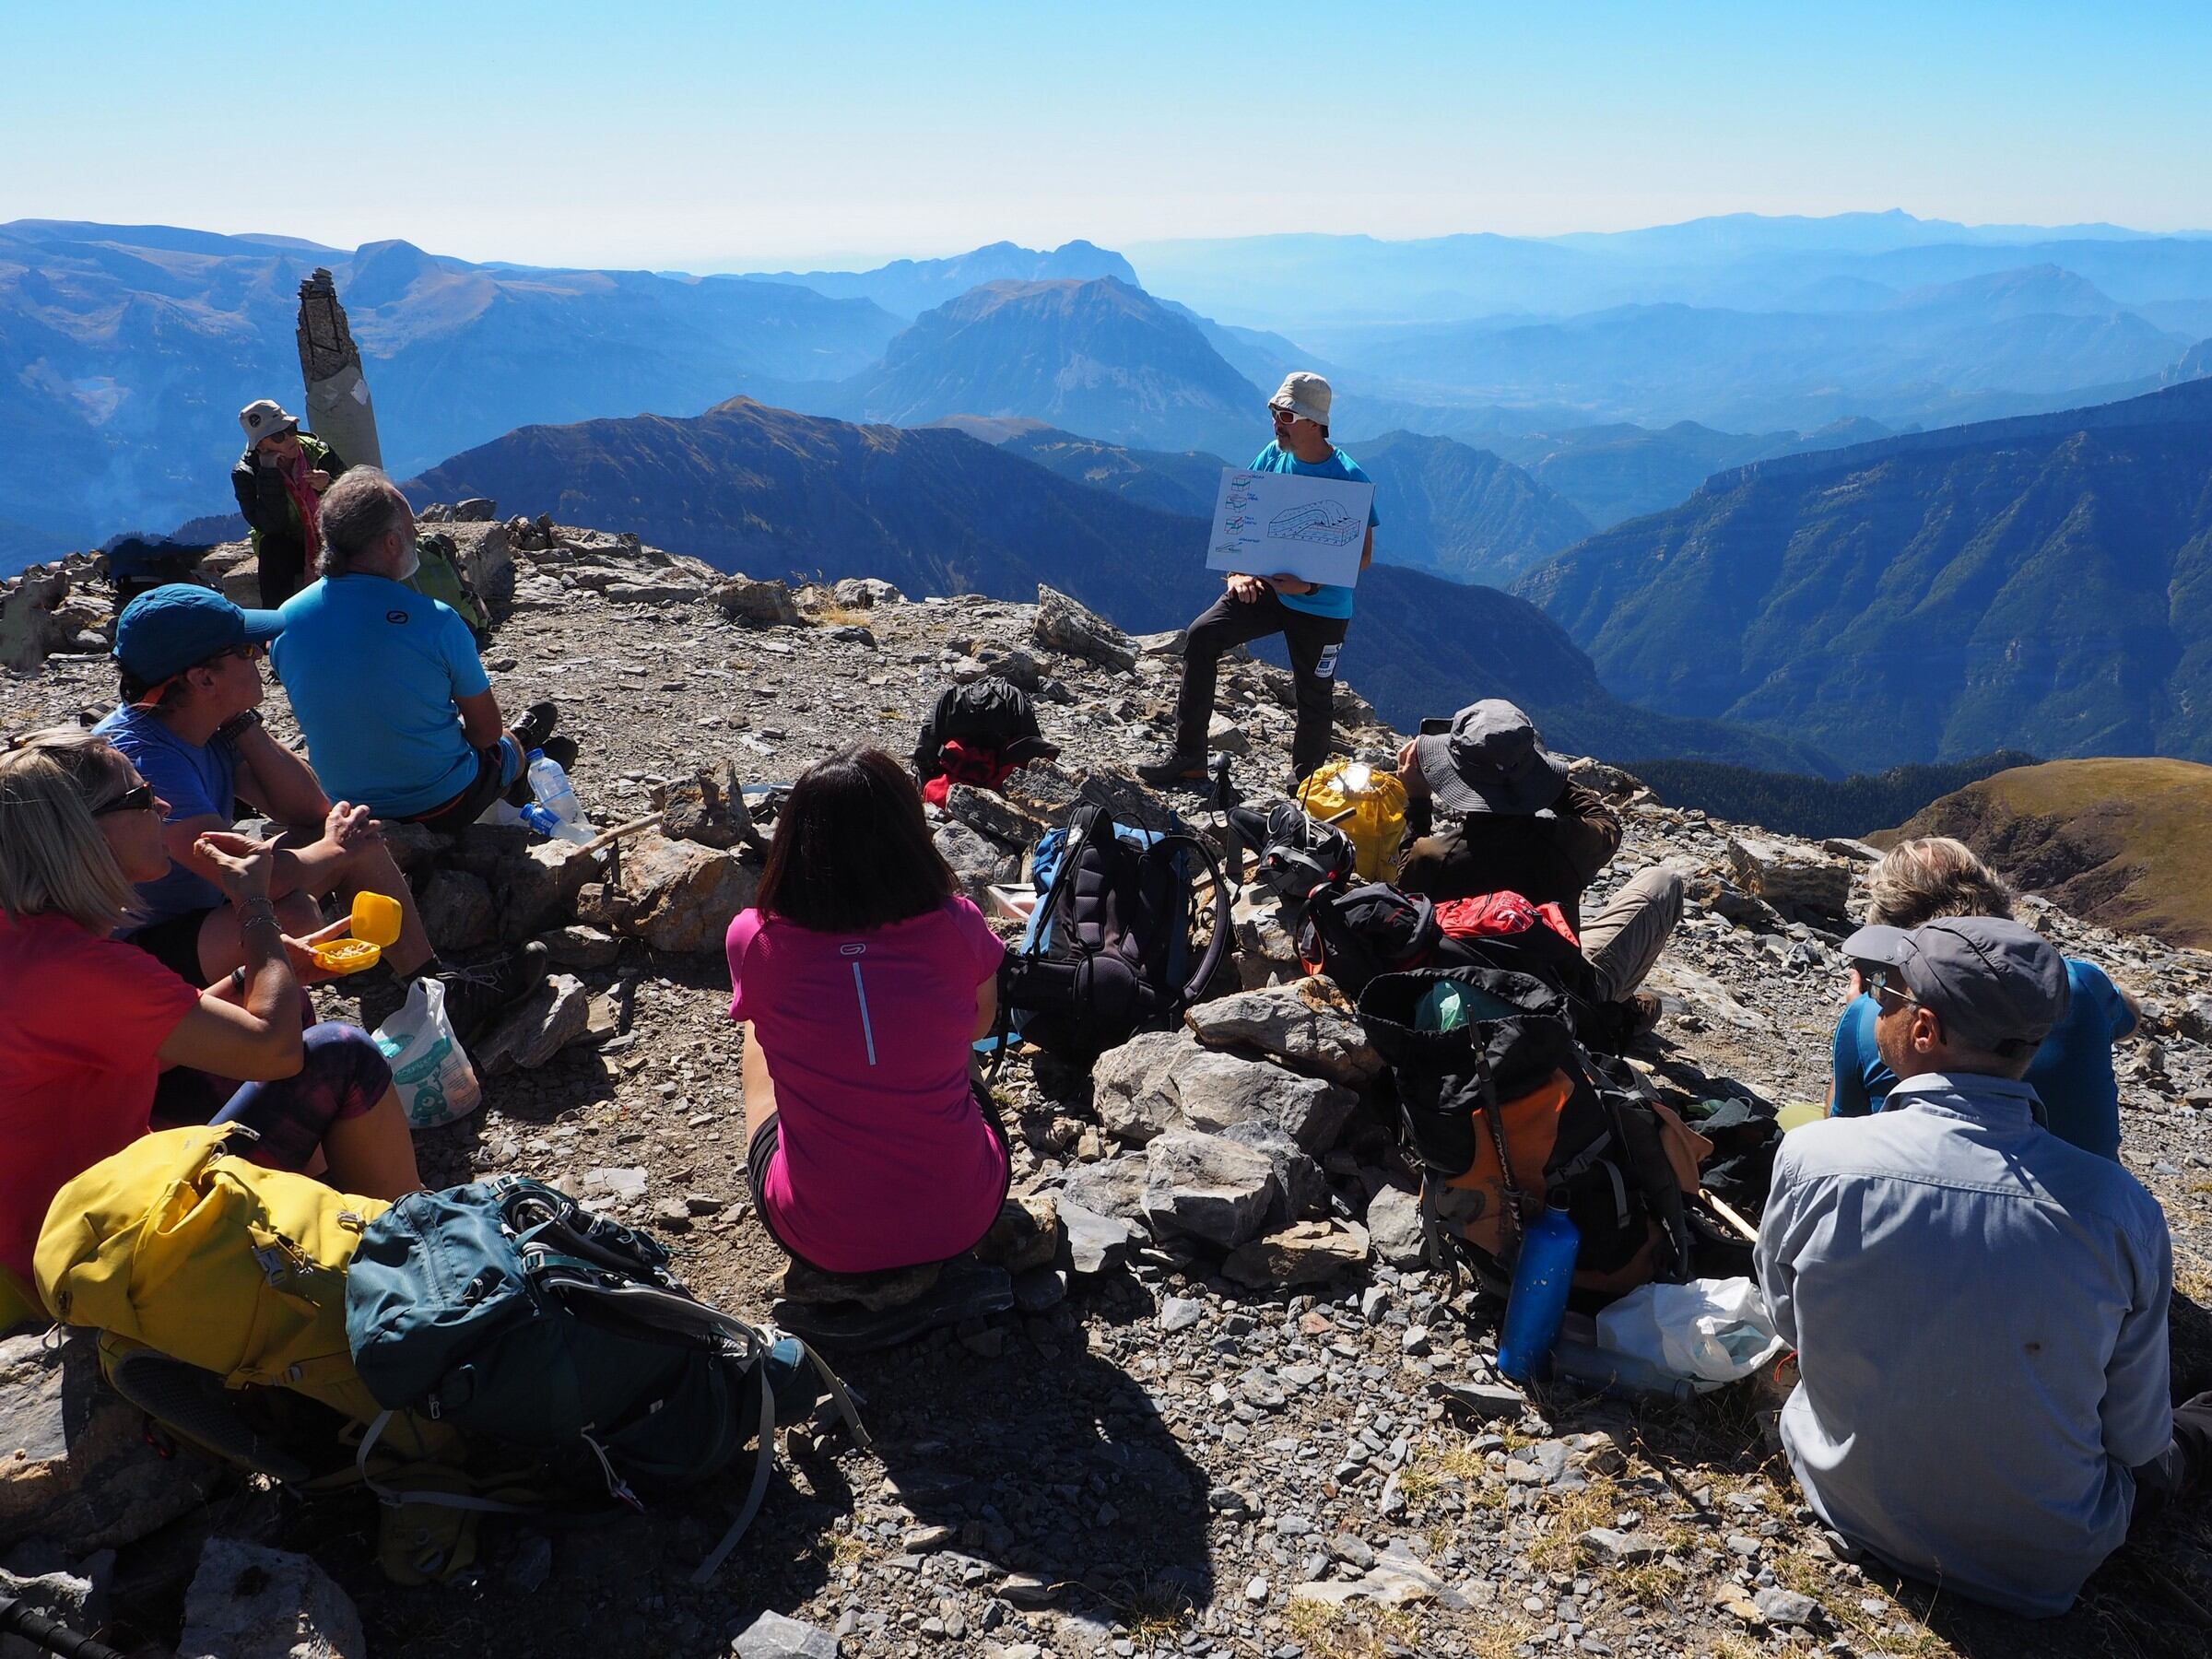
left=231, top=399, right=346, bottom=606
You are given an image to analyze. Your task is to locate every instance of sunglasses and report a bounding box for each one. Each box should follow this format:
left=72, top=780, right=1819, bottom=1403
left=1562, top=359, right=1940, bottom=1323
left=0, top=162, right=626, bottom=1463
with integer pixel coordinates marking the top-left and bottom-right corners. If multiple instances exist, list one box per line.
left=92, top=782, right=158, bottom=818
left=1269, top=405, right=1300, bottom=422
left=224, top=641, right=268, bottom=664
left=1860, top=966, right=1921, bottom=1011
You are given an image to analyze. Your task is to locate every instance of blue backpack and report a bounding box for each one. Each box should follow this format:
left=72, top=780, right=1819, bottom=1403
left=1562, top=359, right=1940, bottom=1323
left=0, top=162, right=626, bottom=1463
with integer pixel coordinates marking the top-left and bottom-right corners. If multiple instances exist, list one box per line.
left=998, top=803, right=1230, bottom=1065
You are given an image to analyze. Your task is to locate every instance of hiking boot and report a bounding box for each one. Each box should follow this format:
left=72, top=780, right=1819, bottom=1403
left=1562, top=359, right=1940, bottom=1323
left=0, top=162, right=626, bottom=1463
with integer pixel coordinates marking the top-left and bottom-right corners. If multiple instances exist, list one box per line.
left=773, top=1260, right=1015, bottom=1353
left=438, top=941, right=548, bottom=1044
left=779, top=1255, right=941, bottom=1312
left=1135, top=750, right=1209, bottom=788
left=512, top=700, right=559, bottom=753
left=540, top=734, right=580, bottom=773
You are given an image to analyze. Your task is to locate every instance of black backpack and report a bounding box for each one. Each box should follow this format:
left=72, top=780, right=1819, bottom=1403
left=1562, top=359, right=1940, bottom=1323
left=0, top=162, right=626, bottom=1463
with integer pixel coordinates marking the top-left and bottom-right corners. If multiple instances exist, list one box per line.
left=913, top=677, right=1059, bottom=789
left=999, top=804, right=1230, bottom=1065
left=1230, top=802, right=1356, bottom=902
left=1297, top=882, right=1446, bottom=998
left=1357, top=966, right=1697, bottom=1299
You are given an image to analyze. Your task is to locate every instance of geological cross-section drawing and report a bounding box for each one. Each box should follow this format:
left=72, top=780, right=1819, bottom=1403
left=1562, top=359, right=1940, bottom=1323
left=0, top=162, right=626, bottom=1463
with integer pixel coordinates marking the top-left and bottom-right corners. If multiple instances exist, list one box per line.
left=1268, top=500, right=1362, bottom=545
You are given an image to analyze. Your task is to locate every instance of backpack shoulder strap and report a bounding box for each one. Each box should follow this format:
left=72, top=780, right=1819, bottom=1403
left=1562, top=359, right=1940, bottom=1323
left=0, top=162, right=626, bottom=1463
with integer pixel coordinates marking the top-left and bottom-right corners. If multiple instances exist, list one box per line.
left=1140, top=830, right=1230, bottom=1008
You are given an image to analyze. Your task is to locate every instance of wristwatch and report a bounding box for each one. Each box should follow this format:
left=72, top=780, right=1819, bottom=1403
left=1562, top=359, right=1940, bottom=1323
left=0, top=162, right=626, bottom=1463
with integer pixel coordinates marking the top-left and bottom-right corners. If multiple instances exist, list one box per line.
left=214, top=709, right=263, bottom=744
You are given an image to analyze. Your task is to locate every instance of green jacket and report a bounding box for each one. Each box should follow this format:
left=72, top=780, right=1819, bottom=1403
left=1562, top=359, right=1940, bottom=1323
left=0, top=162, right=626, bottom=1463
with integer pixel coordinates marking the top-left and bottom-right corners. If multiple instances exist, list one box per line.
left=230, top=432, right=343, bottom=558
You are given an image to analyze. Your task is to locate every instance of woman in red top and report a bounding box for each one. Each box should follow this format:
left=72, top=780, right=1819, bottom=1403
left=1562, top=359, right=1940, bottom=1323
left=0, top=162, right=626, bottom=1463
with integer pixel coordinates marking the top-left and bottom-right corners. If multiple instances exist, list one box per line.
left=0, top=729, right=421, bottom=1316
left=729, top=747, right=1009, bottom=1277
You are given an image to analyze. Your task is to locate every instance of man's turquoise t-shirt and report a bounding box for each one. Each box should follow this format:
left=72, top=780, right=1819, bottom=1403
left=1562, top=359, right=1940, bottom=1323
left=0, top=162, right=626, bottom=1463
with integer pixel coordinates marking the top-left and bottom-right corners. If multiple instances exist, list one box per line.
left=271, top=574, right=490, bottom=818
left=1829, top=955, right=2135, bottom=1161
left=1248, top=443, right=1380, bottom=621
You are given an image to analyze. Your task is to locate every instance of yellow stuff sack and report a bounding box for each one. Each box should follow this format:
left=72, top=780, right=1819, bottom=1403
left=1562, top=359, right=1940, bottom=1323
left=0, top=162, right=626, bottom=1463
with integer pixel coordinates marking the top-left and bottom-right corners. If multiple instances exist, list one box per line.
left=35, top=1124, right=393, bottom=1427
left=1298, top=759, right=1408, bottom=882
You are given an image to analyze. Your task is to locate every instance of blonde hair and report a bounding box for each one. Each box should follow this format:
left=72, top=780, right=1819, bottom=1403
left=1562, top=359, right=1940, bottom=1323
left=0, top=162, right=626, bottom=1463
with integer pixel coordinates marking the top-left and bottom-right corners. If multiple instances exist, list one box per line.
left=0, top=729, right=145, bottom=935
left=1867, top=836, right=2017, bottom=930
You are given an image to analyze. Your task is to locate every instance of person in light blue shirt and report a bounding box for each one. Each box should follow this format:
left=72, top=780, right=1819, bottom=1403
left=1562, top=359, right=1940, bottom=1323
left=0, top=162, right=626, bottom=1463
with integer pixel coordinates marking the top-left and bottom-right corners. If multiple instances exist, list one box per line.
left=1762, top=915, right=2210, bottom=1618
left=1827, top=836, right=2136, bottom=1159
left=271, top=470, right=564, bottom=835
left=1139, top=371, right=1379, bottom=788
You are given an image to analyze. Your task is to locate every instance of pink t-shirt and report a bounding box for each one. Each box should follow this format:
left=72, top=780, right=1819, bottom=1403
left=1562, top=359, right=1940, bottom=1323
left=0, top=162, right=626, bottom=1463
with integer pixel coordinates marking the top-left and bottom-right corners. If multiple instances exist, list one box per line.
left=727, top=896, right=1008, bottom=1275
left=0, top=912, right=200, bottom=1283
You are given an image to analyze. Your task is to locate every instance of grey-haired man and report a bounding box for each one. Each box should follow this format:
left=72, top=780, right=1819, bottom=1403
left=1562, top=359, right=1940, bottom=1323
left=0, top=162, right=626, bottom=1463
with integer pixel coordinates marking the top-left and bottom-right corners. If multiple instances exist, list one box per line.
left=1759, top=915, right=2211, bottom=1616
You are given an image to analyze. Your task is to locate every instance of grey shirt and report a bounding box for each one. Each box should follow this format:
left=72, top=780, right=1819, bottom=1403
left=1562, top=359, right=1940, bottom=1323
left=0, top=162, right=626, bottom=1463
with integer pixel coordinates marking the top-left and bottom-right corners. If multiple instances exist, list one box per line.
left=1756, top=1072, right=2172, bottom=1617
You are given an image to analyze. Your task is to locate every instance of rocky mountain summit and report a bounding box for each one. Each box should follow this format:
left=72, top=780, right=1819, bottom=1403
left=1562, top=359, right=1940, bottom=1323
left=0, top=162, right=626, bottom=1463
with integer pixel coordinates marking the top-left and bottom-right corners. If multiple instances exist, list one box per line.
left=5, top=524, right=2212, bottom=1659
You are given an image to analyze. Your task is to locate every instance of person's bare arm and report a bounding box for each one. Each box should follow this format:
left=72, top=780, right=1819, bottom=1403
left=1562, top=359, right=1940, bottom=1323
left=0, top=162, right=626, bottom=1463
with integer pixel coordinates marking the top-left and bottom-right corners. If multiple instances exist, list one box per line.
left=971, top=973, right=1000, bottom=1042
left=230, top=724, right=331, bottom=827
left=1359, top=526, right=1374, bottom=571
left=268, top=802, right=382, bottom=897
left=154, top=836, right=303, bottom=1078
left=455, top=688, right=505, bottom=751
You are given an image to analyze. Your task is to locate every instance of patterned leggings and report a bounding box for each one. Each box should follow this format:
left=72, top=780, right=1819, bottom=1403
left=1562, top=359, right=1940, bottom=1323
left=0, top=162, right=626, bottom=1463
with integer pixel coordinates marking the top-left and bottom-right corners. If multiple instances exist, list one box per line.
left=203, top=1023, right=393, bottom=1171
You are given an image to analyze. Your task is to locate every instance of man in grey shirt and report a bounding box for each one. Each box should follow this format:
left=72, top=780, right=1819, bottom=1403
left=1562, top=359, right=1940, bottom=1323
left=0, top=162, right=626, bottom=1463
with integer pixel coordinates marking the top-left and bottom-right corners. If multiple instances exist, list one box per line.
left=1758, top=915, right=2211, bottom=1616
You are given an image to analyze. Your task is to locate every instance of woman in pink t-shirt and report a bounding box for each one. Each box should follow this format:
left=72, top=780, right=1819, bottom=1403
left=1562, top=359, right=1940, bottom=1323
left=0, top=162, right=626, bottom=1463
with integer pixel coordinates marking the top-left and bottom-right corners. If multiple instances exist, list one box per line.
left=728, top=747, right=1008, bottom=1277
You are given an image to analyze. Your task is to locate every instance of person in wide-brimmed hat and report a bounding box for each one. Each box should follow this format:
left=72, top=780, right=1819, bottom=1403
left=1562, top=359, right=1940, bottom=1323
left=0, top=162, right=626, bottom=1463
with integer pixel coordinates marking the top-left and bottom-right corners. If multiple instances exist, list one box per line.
left=1396, top=698, right=1682, bottom=1030
left=231, top=398, right=347, bottom=606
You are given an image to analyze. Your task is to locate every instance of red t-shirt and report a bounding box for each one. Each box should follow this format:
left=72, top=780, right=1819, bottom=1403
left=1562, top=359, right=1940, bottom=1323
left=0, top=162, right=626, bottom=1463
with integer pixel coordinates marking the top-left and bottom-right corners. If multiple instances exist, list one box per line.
left=727, top=896, right=1007, bottom=1274
left=0, top=912, right=200, bottom=1282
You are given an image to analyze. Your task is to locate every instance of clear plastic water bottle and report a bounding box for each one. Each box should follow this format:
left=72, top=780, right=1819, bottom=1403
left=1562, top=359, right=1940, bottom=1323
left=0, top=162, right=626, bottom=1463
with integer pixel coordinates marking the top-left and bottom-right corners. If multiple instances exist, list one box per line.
left=526, top=749, right=581, bottom=825
left=518, top=801, right=594, bottom=846
left=1496, top=1197, right=1579, bottom=1383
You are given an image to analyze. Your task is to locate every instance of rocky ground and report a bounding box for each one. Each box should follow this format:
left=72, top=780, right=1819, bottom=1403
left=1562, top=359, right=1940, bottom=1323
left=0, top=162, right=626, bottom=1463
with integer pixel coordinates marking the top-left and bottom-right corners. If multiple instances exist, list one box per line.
left=5, top=524, right=2212, bottom=1659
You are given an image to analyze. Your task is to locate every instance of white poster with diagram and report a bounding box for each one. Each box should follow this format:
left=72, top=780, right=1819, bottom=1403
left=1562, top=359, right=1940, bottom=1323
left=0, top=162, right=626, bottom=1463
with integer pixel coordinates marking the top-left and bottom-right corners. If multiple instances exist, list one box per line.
left=1205, top=466, right=1375, bottom=588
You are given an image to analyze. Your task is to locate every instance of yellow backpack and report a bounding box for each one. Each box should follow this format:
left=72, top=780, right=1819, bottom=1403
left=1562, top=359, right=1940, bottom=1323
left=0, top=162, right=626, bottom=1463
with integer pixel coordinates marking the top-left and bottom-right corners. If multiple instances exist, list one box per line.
left=1298, top=758, right=1409, bottom=883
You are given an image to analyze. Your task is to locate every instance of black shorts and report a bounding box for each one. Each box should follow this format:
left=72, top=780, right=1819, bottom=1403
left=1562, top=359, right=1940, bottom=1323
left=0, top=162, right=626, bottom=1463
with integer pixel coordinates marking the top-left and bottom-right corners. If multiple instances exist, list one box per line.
left=408, top=740, right=520, bottom=837
left=746, top=1082, right=1013, bottom=1275
left=126, top=908, right=218, bottom=988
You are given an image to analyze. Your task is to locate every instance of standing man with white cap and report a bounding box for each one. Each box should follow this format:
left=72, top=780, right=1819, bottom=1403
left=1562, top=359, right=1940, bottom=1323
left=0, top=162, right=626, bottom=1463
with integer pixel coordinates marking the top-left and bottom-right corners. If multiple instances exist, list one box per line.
left=231, top=397, right=346, bottom=606
left=1139, top=371, right=1380, bottom=789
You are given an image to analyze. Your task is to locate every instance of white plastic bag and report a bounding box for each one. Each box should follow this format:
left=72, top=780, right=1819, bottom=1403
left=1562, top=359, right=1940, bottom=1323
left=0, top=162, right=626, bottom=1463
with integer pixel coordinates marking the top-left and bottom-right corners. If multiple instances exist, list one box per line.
left=1594, top=1277, right=1786, bottom=1391
left=371, top=976, right=482, bottom=1129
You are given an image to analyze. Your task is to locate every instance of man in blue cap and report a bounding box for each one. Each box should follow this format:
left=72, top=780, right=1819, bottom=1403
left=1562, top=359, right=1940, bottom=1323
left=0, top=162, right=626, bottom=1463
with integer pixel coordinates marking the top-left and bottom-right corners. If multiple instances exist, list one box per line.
left=95, top=584, right=543, bottom=1040
left=1759, top=914, right=2210, bottom=1616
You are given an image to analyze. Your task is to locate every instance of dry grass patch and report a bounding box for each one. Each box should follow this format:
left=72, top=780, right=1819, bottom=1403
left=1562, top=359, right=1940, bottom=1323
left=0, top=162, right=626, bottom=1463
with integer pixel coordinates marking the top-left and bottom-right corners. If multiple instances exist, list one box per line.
left=1282, top=1596, right=1419, bottom=1659
left=1771, top=1549, right=1953, bottom=1658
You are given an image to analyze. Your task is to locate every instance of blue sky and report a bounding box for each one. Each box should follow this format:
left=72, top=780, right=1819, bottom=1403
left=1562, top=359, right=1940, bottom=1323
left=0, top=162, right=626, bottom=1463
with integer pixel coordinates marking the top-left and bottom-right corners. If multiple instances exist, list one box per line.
left=7, top=1, right=2208, bottom=267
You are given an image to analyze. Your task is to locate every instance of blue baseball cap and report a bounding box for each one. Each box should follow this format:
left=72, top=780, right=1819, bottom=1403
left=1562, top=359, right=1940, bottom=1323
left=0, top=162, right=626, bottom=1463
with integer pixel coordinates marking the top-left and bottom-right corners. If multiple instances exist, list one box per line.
left=112, top=584, right=285, bottom=686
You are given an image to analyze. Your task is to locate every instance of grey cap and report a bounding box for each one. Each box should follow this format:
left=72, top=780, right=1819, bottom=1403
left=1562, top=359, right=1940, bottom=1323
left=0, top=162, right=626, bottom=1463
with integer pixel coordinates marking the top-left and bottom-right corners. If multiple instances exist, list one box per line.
left=1413, top=699, right=1570, bottom=816
left=1841, top=915, right=2070, bottom=1054
left=1270, top=371, right=1333, bottom=426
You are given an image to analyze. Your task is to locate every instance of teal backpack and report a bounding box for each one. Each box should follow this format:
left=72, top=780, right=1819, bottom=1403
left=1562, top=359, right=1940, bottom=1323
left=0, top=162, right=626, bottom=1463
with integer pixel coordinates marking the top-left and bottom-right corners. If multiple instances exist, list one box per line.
left=344, top=1176, right=865, bottom=1580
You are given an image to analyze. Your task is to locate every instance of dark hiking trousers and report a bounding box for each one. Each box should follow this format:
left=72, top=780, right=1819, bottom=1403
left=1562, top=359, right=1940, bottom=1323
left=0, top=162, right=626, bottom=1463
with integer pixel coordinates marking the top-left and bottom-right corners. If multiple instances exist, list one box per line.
left=1173, top=587, right=1349, bottom=782
left=2131, top=1390, right=2212, bottom=1524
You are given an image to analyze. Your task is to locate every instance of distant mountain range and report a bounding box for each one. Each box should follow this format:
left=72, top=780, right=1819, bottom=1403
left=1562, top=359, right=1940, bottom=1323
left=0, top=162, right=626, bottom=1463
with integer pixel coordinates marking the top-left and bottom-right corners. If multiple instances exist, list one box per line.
left=0, top=220, right=900, bottom=551
left=1514, top=379, right=2212, bottom=773
left=738, top=241, right=1136, bottom=319
left=405, top=396, right=1831, bottom=774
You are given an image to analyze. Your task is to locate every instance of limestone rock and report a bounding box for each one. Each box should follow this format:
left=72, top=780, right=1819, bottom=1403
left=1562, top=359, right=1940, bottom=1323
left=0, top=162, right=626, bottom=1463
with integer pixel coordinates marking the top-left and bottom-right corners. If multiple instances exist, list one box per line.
left=1218, top=1122, right=1328, bottom=1225
left=544, top=924, right=621, bottom=969
left=933, top=819, right=1016, bottom=904
left=1222, top=1219, right=1371, bottom=1287
left=1230, top=889, right=1303, bottom=991
left=1088, top=1030, right=1194, bottom=1144
left=453, top=497, right=496, bottom=523
left=734, top=1609, right=841, bottom=1658
left=1056, top=1201, right=1133, bottom=1275
left=944, top=783, right=1046, bottom=852
left=830, top=576, right=904, bottom=610
left=498, top=838, right=605, bottom=943
left=655, top=761, right=759, bottom=852
left=711, top=575, right=802, bottom=627
left=0, top=1330, right=224, bottom=1554
left=1364, top=1184, right=1427, bottom=1269
left=0, top=567, right=73, bottom=675
left=1167, top=1047, right=1356, bottom=1153
left=1057, top=1155, right=1152, bottom=1221
left=476, top=973, right=592, bottom=1074
left=179, top=1538, right=364, bottom=1659
left=1141, top=1131, right=1282, bottom=1249
left=1581, top=1528, right=1666, bottom=1566
left=1033, top=585, right=1135, bottom=673
left=0, top=1559, right=108, bottom=1659
left=416, top=867, right=497, bottom=954
left=1184, top=976, right=1383, bottom=1087
left=1726, top=833, right=1853, bottom=918
left=610, top=832, right=757, bottom=954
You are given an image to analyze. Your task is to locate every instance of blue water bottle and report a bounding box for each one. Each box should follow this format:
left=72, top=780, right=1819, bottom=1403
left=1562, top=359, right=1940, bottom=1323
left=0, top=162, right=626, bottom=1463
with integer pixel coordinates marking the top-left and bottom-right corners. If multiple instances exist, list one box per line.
left=1496, top=1197, right=1579, bottom=1383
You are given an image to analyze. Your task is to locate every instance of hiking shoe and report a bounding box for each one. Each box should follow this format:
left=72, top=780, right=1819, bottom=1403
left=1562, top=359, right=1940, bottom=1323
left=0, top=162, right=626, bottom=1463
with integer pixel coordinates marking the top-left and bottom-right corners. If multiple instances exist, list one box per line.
left=772, top=1261, right=1015, bottom=1352
left=1135, top=750, right=1209, bottom=788
left=1627, top=991, right=1664, bottom=1038
left=439, top=941, right=548, bottom=1043
left=512, top=700, right=559, bottom=753
left=540, top=734, right=580, bottom=773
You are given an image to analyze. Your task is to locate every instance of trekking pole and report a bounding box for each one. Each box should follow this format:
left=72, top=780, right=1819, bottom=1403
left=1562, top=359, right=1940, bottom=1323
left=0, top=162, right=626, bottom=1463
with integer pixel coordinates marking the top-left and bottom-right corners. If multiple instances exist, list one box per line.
left=0, top=1594, right=135, bottom=1659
